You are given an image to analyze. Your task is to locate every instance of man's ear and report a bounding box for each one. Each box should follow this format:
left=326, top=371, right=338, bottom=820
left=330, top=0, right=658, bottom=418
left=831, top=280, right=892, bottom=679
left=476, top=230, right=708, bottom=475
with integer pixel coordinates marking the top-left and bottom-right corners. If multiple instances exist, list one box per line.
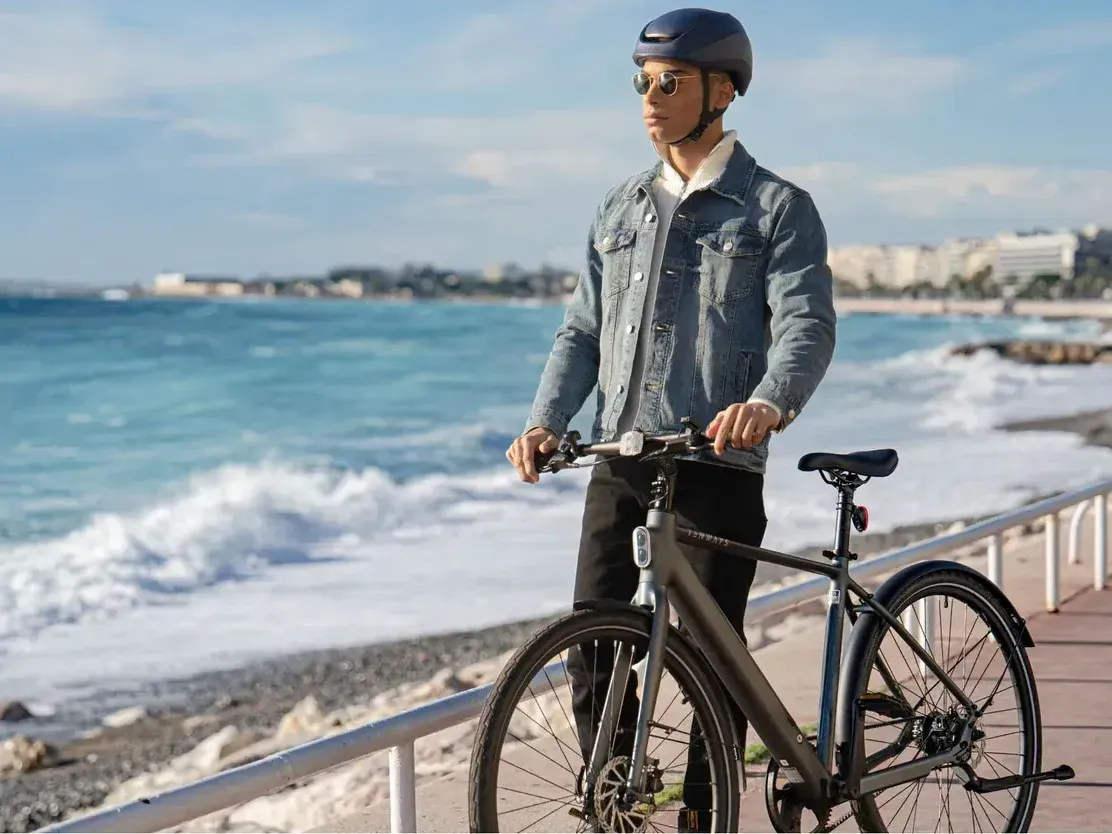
left=715, top=78, right=736, bottom=111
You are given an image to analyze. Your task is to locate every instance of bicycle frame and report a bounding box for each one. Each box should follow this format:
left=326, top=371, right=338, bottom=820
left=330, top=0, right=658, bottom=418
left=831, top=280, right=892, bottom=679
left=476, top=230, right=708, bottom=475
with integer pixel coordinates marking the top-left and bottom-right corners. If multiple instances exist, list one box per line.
left=616, top=457, right=978, bottom=809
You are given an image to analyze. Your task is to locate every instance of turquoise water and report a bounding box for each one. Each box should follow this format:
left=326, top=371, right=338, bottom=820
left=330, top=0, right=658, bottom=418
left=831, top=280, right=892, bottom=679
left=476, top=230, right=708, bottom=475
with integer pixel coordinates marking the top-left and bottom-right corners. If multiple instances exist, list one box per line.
left=3, top=295, right=1112, bottom=699
left=2, top=295, right=1093, bottom=542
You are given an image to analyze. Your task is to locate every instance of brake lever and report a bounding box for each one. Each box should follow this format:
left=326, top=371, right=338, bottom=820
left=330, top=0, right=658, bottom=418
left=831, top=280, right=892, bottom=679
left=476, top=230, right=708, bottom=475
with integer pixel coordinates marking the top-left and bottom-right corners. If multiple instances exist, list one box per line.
left=535, top=430, right=582, bottom=473
left=534, top=448, right=559, bottom=472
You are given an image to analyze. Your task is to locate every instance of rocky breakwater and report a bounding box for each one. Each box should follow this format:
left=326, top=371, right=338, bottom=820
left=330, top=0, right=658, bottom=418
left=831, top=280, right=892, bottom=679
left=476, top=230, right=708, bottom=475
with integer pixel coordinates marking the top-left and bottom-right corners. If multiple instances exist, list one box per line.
left=949, top=339, right=1112, bottom=365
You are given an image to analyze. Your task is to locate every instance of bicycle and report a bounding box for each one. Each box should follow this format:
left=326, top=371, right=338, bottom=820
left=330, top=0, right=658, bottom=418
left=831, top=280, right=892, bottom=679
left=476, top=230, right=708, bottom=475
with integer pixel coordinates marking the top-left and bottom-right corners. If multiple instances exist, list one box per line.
left=468, top=419, right=1074, bottom=832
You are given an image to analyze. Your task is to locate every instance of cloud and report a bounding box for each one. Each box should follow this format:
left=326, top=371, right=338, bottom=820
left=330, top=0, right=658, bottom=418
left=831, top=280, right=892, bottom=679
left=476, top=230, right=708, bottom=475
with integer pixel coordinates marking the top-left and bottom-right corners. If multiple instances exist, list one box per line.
left=1006, top=67, right=1068, bottom=96
left=766, top=37, right=966, bottom=117
left=756, top=161, right=1112, bottom=247
left=186, top=102, right=642, bottom=196
left=997, top=21, right=1112, bottom=58
left=240, top=212, right=303, bottom=230
left=870, top=164, right=1112, bottom=222
left=778, top=162, right=863, bottom=190
left=0, top=9, right=349, bottom=112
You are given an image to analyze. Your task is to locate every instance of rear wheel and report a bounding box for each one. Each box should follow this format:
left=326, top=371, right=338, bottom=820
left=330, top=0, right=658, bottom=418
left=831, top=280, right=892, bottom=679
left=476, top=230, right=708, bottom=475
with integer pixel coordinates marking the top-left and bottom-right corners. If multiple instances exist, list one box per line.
left=468, top=607, right=740, bottom=832
left=849, top=570, right=1041, bottom=832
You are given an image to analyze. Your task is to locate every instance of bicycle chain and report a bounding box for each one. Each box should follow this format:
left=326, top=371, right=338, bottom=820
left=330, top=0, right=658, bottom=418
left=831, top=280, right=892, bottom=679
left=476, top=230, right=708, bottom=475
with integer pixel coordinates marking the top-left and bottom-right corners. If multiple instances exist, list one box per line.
left=811, top=808, right=854, bottom=833
left=810, top=782, right=898, bottom=833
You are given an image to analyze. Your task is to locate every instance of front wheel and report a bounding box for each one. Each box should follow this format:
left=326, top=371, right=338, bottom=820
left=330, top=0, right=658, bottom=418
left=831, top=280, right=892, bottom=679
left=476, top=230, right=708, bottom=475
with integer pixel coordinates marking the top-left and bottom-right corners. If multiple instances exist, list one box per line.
left=468, top=607, right=740, bottom=832
left=846, top=568, right=1042, bottom=832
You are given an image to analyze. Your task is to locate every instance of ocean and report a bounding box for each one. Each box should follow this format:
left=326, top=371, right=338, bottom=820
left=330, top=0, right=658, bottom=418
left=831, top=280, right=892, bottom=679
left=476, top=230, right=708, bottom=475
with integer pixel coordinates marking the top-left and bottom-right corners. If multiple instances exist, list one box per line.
left=3, top=295, right=1112, bottom=709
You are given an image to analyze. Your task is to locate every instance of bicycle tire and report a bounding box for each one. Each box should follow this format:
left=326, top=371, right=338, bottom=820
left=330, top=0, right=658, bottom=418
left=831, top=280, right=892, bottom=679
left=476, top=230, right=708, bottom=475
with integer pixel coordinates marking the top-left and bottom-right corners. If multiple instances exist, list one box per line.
left=468, top=606, right=741, bottom=832
left=848, top=568, right=1042, bottom=833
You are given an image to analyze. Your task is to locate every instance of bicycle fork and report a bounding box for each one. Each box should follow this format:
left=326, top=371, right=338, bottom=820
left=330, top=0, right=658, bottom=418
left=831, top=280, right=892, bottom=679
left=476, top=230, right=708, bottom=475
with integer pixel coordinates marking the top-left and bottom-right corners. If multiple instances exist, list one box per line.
left=585, top=526, right=668, bottom=806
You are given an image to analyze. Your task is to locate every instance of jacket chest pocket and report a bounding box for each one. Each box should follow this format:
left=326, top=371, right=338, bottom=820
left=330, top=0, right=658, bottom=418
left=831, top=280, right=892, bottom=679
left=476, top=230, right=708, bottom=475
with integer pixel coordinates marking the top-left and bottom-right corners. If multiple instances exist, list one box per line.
left=694, top=228, right=765, bottom=304
left=594, top=227, right=637, bottom=299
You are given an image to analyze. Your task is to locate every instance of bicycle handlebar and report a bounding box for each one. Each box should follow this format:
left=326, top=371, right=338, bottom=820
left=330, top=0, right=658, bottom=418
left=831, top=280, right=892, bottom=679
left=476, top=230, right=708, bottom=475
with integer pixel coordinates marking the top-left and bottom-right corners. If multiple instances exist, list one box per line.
left=534, top=418, right=713, bottom=473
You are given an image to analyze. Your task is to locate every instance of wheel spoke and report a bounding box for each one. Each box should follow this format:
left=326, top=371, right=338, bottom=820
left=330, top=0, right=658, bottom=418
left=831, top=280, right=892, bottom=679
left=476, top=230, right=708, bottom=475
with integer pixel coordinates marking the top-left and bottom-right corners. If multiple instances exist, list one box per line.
left=851, top=578, right=1039, bottom=832
left=469, top=612, right=736, bottom=831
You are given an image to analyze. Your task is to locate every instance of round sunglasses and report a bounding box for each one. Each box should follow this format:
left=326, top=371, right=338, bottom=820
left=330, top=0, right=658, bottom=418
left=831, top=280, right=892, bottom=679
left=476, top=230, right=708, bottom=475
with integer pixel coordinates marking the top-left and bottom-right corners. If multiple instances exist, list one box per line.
left=632, top=70, right=701, bottom=96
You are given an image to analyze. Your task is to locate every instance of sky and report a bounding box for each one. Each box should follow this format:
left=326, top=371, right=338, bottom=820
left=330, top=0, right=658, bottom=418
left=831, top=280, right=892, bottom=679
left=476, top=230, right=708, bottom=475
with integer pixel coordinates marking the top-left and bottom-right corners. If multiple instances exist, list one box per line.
left=1, top=0, right=1111, bottom=286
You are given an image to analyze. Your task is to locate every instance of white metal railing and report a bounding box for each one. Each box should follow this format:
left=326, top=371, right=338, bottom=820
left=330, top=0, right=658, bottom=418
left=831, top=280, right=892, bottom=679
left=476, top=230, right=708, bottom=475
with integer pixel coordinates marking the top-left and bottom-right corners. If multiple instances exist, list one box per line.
left=41, top=477, right=1112, bottom=834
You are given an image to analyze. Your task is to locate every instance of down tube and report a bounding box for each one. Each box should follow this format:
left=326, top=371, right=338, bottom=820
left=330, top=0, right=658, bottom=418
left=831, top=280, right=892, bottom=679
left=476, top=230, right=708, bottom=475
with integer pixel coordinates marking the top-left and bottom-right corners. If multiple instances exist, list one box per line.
left=667, top=548, right=830, bottom=798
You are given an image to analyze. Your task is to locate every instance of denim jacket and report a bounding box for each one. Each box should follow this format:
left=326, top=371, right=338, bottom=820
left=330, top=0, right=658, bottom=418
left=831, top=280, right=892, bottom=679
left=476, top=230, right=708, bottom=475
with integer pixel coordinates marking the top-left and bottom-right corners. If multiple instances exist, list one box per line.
left=525, top=140, right=837, bottom=473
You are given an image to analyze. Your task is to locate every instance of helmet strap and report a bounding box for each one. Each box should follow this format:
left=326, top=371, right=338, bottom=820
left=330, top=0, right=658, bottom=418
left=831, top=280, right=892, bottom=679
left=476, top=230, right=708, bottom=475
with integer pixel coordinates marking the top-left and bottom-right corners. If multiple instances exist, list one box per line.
left=669, top=69, right=728, bottom=145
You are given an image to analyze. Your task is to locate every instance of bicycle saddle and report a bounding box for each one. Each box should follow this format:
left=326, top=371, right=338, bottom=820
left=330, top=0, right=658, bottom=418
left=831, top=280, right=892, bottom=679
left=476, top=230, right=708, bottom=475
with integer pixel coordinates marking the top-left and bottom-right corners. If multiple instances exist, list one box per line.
left=797, top=449, right=899, bottom=478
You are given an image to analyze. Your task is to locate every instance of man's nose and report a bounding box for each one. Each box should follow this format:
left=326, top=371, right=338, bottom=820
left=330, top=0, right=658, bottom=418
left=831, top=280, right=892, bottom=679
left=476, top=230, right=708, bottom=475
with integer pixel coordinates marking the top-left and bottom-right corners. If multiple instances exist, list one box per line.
left=644, top=83, right=666, bottom=107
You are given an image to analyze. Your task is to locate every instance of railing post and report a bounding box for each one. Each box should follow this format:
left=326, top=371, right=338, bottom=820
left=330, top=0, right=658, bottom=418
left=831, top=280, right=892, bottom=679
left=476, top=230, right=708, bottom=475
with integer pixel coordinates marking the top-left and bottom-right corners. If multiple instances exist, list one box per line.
left=1068, top=500, right=1092, bottom=565
left=390, top=742, right=417, bottom=833
left=1096, top=493, right=1108, bottom=592
left=987, top=533, right=1003, bottom=588
left=1046, top=513, right=1060, bottom=613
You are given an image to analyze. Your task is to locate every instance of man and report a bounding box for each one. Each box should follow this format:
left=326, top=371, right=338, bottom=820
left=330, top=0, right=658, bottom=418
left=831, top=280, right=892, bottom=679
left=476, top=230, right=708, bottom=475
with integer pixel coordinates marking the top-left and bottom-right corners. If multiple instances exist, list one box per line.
left=506, top=7, right=837, bottom=829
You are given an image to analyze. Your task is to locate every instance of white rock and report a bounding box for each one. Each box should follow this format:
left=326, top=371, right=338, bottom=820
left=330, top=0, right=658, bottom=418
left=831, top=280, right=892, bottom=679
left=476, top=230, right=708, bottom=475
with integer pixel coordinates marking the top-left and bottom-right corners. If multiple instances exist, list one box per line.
left=102, top=705, right=149, bottom=728
left=104, top=725, right=265, bottom=805
left=0, top=735, right=53, bottom=776
left=183, top=714, right=219, bottom=733
left=276, top=695, right=325, bottom=739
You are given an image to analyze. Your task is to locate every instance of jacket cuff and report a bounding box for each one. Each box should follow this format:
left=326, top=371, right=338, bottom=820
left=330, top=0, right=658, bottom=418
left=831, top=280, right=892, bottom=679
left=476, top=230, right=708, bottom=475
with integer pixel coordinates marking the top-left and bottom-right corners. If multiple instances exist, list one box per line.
left=523, top=410, right=567, bottom=438
left=747, top=397, right=785, bottom=432
left=747, top=382, right=801, bottom=431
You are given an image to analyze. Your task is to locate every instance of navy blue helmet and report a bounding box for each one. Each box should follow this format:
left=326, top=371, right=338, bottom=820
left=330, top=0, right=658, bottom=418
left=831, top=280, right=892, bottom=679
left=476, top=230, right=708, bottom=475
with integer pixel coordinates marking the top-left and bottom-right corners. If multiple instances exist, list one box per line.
left=633, top=8, right=753, bottom=97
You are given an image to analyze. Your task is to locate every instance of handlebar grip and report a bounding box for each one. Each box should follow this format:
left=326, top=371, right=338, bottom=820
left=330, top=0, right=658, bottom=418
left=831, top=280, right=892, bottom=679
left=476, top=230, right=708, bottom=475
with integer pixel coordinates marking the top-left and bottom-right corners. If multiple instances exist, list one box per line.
left=533, top=447, right=558, bottom=472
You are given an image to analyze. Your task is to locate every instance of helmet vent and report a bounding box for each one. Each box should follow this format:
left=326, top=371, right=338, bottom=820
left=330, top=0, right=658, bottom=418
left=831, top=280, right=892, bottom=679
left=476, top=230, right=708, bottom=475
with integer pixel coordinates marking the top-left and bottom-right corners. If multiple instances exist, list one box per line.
left=642, top=24, right=682, bottom=42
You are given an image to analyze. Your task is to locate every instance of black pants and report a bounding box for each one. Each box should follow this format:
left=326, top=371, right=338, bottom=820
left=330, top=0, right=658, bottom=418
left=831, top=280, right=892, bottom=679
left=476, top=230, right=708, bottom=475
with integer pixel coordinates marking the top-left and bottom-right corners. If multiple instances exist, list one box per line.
left=567, top=457, right=766, bottom=811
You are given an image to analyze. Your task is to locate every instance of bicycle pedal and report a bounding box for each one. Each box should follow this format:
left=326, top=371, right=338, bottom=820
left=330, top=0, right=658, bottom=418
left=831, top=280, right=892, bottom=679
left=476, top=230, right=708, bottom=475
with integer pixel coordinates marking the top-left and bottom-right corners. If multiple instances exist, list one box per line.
left=858, top=691, right=915, bottom=720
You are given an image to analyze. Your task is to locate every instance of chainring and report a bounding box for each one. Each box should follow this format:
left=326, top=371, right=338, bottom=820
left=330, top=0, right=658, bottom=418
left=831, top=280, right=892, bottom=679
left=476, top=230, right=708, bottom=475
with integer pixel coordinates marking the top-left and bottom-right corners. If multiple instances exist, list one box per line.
left=764, top=757, right=849, bottom=833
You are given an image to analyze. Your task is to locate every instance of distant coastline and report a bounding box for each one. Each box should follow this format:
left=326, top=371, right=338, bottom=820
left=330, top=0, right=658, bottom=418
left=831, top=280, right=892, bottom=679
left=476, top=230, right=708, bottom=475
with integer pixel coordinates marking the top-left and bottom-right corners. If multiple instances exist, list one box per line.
left=7, top=277, right=1112, bottom=325
left=836, top=296, right=1112, bottom=322
left=9, top=288, right=1112, bottom=326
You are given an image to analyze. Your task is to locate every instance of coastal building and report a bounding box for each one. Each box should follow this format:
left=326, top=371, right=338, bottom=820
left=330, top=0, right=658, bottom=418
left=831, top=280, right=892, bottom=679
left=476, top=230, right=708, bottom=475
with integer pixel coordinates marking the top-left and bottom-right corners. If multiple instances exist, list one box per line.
left=828, top=228, right=1103, bottom=294
left=150, top=272, right=244, bottom=297
left=993, top=231, right=1080, bottom=288
left=828, top=244, right=944, bottom=290
left=333, top=278, right=364, bottom=298
left=882, top=245, right=940, bottom=289
left=933, top=237, right=996, bottom=285
left=827, top=245, right=886, bottom=289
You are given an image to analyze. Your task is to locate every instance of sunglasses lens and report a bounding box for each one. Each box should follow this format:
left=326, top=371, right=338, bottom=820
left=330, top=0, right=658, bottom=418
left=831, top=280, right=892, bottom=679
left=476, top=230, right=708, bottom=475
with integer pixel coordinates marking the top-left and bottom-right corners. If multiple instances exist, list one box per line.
left=633, top=72, right=651, bottom=95
left=658, top=71, right=678, bottom=95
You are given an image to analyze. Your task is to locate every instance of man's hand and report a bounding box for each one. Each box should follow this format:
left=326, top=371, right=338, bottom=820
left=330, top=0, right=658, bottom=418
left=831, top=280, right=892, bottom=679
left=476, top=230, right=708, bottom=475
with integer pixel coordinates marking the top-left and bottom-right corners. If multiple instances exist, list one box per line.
left=506, top=427, right=560, bottom=484
left=706, top=402, right=781, bottom=456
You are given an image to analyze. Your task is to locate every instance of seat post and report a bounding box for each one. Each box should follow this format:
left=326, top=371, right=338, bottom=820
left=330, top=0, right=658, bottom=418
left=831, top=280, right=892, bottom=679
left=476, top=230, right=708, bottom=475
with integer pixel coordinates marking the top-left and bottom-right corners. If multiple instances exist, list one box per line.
left=816, top=473, right=859, bottom=772
left=833, top=478, right=858, bottom=560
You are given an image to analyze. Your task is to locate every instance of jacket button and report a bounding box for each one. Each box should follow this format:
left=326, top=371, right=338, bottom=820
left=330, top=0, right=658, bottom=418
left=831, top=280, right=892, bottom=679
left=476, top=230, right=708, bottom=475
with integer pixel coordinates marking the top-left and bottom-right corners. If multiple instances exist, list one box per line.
left=618, top=385, right=625, bottom=394
left=723, top=241, right=735, bottom=252
left=601, top=235, right=611, bottom=246
left=644, top=213, right=654, bottom=223
left=626, top=324, right=635, bottom=334
left=634, top=272, right=644, bottom=281
left=788, top=408, right=797, bottom=419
